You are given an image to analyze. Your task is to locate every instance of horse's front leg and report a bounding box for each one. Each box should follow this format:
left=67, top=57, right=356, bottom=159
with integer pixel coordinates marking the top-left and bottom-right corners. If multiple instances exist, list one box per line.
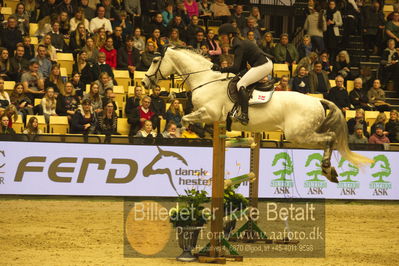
left=182, top=107, right=216, bottom=127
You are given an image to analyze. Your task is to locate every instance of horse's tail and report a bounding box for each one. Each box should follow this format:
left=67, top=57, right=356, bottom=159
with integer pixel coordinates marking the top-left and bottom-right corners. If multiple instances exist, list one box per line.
left=319, top=99, right=373, bottom=167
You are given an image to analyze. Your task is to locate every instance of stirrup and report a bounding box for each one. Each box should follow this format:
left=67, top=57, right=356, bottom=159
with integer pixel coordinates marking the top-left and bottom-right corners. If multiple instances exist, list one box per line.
left=237, top=113, right=249, bottom=125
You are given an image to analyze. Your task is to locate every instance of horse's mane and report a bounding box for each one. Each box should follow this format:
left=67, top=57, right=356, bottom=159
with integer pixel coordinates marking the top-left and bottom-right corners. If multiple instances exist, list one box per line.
left=169, top=45, right=213, bottom=68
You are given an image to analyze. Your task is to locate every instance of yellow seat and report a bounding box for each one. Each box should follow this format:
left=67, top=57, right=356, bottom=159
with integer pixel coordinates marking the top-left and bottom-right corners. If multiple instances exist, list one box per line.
left=30, top=36, right=38, bottom=45
left=365, top=111, right=380, bottom=126
left=329, top=80, right=336, bottom=87
left=4, top=81, right=15, bottom=94
left=264, top=131, right=283, bottom=141
left=308, top=93, right=324, bottom=99
left=85, top=84, right=91, bottom=93
left=158, top=79, right=171, bottom=89
left=57, top=53, right=74, bottom=76
left=291, top=63, right=298, bottom=76
left=26, top=115, right=47, bottom=133
left=11, top=114, right=23, bottom=133
left=49, top=116, right=69, bottom=134
left=347, top=80, right=354, bottom=93
left=160, top=118, right=166, bottom=132
left=112, top=85, right=126, bottom=112
left=133, top=71, right=146, bottom=86
left=127, top=86, right=136, bottom=97
left=385, top=111, right=392, bottom=120
left=113, top=70, right=131, bottom=92
left=273, top=64, right=290, bottom=78
left=1, top=7, right=12, bottom=20
left=60, top=67, right=67, bottom=78
left=345, top=110, right=356, bottom=121
left=117, top=117, right=130, bottom=135
left=226, top=131, right=242, bottom=138
left=29, top=23, right=38, bottom=36
left=34, top=98, right=41, bottom=106
left=4, top=0, right=19, bottom=13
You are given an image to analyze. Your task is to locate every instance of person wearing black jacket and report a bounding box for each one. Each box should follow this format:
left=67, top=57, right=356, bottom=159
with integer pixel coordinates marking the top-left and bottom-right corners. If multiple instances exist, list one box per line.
left=38, top=0, right=58, bottom=22
left=214, top=23, right=272, bottom=125
left=9, top=45, right=29, bottom=82
left=125, top=86, right=142, bottom=116
left=349, top=78, right=373, bottom=111
left=56, top=82, right=80, bottom=120
left=70, top=99, right=97, bottom=134
left=23, top=36, right=35, bottom=60
left=1, top=16, right=23, bottom=55
left=327, top=76, right=351, bottom=112
left=91, top=52, right=114, bottom=81
left=0, top=115, right=16, bottom=135
left=117, top=36, right=141, bottom=76
left=150, top=86, right=165, bottom=132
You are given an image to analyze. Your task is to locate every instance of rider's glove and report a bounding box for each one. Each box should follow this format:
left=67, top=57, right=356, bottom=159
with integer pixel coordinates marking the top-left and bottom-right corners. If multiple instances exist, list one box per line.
left=211, top=64, right=221, bottom=71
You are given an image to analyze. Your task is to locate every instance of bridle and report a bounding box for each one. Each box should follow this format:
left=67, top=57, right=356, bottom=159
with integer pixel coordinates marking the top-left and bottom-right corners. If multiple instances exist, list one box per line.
left=144, top=46, right=234, bottom=91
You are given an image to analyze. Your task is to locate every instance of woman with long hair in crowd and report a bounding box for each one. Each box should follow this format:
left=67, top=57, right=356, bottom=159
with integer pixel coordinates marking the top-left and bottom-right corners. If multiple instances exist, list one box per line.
left=325, top=0, right=342, bottom=59
left=168, top=28, right=186, bottom=46
left=14, top=3, right=30, bottom=36
left=23, top=116, right=42, bottom=135
left=99, top=36, right=117, bottom=69
left=82, top=37, right=99, bottom=62
left=0, top=114, right=16, bottom=135
left=147, top=28, right=165, bottom=52
left=83, top=82, right=103, bottom=113
left=132, top=27, right=146, bottom=53
left=70, top=98, right=97, bottom=134
left=41, top=87, right=57, bottom=123
left=10, top=82, right=33, bottom=119
left=0, top=48, right=11, bottom=80
left=72, top=51, right=93, bottom=85
left=371, top=112, right=388, bottom=136
left=206, top=29, right=221, bottom=63
left=165, top=99, right=183, bottom=129
left=93, top=27, right=107, bottom=49
left=304, top=5, right=327, bottom=53
left=97, top=99, right=118, bottom=135
left=3, top=104, right=19, bottom=128
left=259, top=32, right=275, bottom=58
left=70, top=8, right=89, bottom=32
left=56, top=81, right=79, bottom=120
left=40, top=34, right=57, bottom=61
left=69, top=22, right=89, bottom=53
left=45, top=64, right=65, bottom=95
left=59, top=11, right=70, bottom=35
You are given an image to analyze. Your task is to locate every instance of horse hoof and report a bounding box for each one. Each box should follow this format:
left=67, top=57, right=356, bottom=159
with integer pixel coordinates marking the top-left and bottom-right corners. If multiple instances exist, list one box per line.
left=322, top=167, right=339, bottom=183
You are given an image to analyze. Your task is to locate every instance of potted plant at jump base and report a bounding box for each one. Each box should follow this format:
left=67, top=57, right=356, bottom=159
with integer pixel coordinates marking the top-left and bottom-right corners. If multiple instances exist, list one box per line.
left=223, top=186, right=249, bottom=239
left=170, top=188, right=210, bottom=262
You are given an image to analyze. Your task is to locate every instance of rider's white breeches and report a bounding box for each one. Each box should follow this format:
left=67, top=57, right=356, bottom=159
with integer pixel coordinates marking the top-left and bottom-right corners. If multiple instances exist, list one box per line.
left=237, top=60, right=273, bottom=90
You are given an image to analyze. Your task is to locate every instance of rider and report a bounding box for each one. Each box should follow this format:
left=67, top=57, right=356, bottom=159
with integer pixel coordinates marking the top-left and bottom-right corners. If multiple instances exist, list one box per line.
left=214, top=23, right=273, bottom=125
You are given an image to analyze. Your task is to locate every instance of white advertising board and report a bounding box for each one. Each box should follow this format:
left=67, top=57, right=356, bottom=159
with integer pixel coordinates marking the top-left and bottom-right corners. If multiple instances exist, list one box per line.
left=0, top=142, right=397, bottom=200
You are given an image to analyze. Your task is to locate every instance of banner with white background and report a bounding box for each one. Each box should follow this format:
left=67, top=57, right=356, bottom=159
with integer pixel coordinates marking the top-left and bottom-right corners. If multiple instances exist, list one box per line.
left=0, top=142, right=397, bottom=200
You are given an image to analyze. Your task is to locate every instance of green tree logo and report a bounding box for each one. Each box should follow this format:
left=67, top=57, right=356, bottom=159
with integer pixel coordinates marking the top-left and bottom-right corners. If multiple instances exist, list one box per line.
left=305, top=153, right=324, bottom=182
left=370, top=155, right=391, bottom=183
left=271, top=152, right=293, bottom=181
left=338, top=157, right=359, bottom=183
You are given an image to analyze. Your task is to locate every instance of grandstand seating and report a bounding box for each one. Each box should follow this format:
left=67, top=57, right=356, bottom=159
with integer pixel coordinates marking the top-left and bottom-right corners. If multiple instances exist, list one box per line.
left=49, top=116, right=69, bottom=134
left=26, top=115, right=47, bottom=133
left=273, top=64, right=290, bottom=78
left=117, top=118, right=130, bottom=135
left=11, top=114, right=23, bottom=133
left=113, top=70, right=130, bottom=92
left=57, top=53, right=74, bottom=76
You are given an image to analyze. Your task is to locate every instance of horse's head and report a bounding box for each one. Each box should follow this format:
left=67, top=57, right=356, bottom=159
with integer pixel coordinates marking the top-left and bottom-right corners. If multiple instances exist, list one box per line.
left=141, top=45, right=176, bottom=90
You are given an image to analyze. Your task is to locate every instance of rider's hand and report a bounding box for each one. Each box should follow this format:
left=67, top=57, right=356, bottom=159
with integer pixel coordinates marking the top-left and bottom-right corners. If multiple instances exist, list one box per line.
left=211, top=64, right=221, bottom=71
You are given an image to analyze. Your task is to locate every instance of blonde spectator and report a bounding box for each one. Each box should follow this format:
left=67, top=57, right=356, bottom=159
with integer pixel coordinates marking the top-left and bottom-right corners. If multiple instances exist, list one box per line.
left=41, top=87, right=57, bottom=123
left=23, top=116, right=42, bottom=134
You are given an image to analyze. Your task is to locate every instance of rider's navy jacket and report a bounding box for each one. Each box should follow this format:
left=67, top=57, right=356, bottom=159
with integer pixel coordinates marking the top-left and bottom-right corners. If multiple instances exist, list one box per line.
left=220, top=38, right=269, bottom=74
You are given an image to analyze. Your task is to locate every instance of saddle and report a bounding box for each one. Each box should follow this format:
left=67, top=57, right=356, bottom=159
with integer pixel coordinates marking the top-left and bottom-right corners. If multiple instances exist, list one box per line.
left=227, top=75, right=275, bottom=105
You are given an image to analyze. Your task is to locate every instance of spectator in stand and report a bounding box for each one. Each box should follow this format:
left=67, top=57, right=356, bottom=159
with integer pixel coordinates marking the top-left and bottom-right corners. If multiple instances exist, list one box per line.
left=362, top=1, right=385, bottom=56
left=320, top=51, right=332, bottom=75
left=147, top=28, right=165, bottom=52
left=124, top=0, right=141, bottom=26
left=38, top=0, right=57, bottom=22
left=48, top=21, right=66, bottom=52
left=94, top=72, right=113, bottom=96
left=73, top=51, right=94, bottom=85
left=385, top=12, right=399, bottom=44
left=101, top=0, right=120, bottom=22
left=97, top=99, right=118, bottom=135
left=35, top=45, right=52, bottom=79
left=168, top=28, right=186, bottom=46
left=57, top=0, right=76, bottom=18
left=371, top=112, right=388, bottom=135
left=23, top=116, right=42, bottom=135
left=295, top=52, right=318, bottom=75
left=297, top=35, right=313, bottom=61
left=199, top=0, right=212, bottom=30
left=368, top=79, right=391, bottom=112
left=274, top=75, right=290, bottom=91
left=93, top=27, right=107, bottom=49
left=166, top=99, right=183, bottom=129
left=111, top=26, right=125, bottom=50
left=39, top=34, right=58, bottom=62
left=309, top=61, right=331, bottom=96
left=385, top=110, right=399, bottom=143
left=186, top=15, right=203, bottom=44
left=128, top=96, right=158, bottom=136
left=44, top=64, right=65, bottom=95
left=59, top=11, right=71, bottom=36
left=325, top=0, right=343, bottom=59
left=230, top=5, right=246, bottom=32
left=134, top=119, right=157, bottom=137
left=341, top=0, right=361, bottom=48
left=168, top=15, right=188, bottom=44
left=348, top=124, right=368, bottom=144
left=91, top=52, right=114, bottom=81
left=150, top=86, right=165, bottom=126
left=0, top=49, right=11, bottom=81
left=23, top=36, right=35, bottom=61
left=69, top=23, right=89, bottom=54
left=56, top=82, right=79, bottom=120
left=10, top=82, right=33, bottom=119
left=386, top=4, right=399, bottom=21
left=70, top=98, right=97, bottom=134
left=0, top=16, right=23, bottom=55
left=112, top=11, right=133, bottom=37
left=70, top=7, right=90, bottom=32
left=359, top=66, right=375, bottom=90
left=3, top=104, right=19, bottom=128
left=369, top=124, right=390, bottom=144
left=14, top=3, right=30, bottom=36
left=249, top=7, right=264, bottom=29
left=140, top=42, right=157, bottom=71
left=90, top=6, right=113, bottom=34
left=304, top=5, right=326, bottom=53
left=162, top=121, right=180, bottom=138
left=100, top=37, right=117, bottom=69
left=206, top=29, right=221, bottom=63
left=333, top=50, right=352, bottom=80
left=24, top=0, right=38, bottom=23
left=327, top=75, right=350, bottom=112
left=0, top=79, right=10, bottom=112
left=41, top=87, right=57, bottom=123
left=259, top=32, right=275, bottom=59
left=132, top=28, right=146, bottom=53
left=125, top=86, right=142, bottom=116
left=242, top=17, right=261, bottom=42
left=381, top=39, right=399, bottom=91
left=0, top=115, right=16, bottom=135
left=148, top=13, right=168, bottom=38
left=70, top=72, right=85, bottom=99
left=292, top=66, right=310, bottom=94
left=349, top=78, right=373, bottom=110
left=175, top=2, right=191, bottom=26
left=274, top=33, right=299, bottom=66
left=117, top=36, right=141, bottom=76
left=220, top=43, right=234, bottom=66
left=189, top=30, right=207, bottom=49
left=246, top=31, right=258, bottom=46
left=83, top=82, right=103, bottom=113
left=347, top=108, right=369, bottom=137
left=184, top=0, right=199, bottom=18
left=211, top=0, right=231, bottom=24
left=82, top=37, right=99, bottom=63
left=22, top=61, right=45, bottom=101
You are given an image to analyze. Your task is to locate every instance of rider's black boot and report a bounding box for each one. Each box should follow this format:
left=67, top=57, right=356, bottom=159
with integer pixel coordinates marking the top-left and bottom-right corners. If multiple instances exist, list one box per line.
left=237, top=86, right=249, bottom=125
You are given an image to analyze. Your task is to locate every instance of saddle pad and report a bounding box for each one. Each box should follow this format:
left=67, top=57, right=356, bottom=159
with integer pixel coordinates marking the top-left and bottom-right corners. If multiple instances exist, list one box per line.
left=249, top=90, right=274, bottom=105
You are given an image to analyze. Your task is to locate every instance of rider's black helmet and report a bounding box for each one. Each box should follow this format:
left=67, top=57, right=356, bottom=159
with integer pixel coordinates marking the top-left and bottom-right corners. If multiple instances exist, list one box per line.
left=218, top=23, right=238, bottom=36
